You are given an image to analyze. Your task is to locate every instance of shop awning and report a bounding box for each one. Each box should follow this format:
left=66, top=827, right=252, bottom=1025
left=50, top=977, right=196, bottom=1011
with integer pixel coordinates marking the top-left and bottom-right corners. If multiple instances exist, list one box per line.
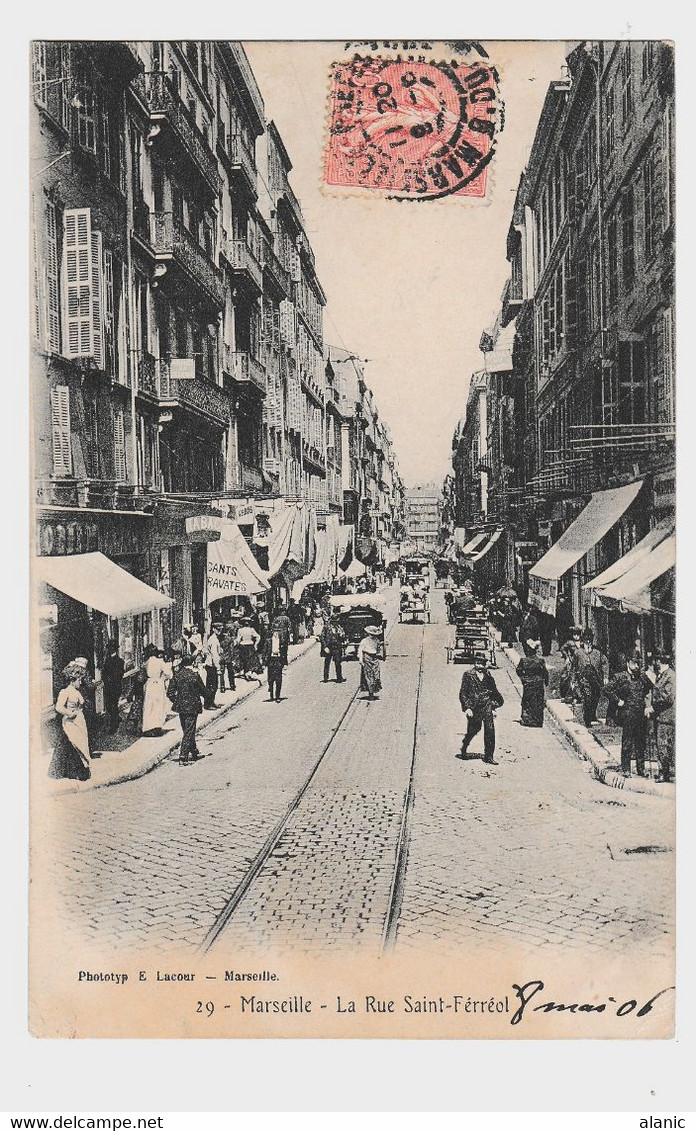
left=461, top=531, right=488, bottom=555
left=529, top=481, right=644, bottom=584
left=591, top=530, right=675, bottom=614
left=471, top=528, right=503, bottom=563
left=206, top=521, right=270, bottom=602
left=583, top=521, right=674, bottom=606
left=37, top=552, right=174, bottom=618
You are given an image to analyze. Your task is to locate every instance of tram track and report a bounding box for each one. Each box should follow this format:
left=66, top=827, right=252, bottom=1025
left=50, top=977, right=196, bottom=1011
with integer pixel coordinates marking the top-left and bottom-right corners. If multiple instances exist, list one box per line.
left=198, top=618, right=428, bottom=958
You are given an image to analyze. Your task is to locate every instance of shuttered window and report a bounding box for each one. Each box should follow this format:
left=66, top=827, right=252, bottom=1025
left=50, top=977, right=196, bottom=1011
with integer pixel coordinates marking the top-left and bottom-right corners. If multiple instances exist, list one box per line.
left=32, top=43, right=48, bottom=107
left=103, top=248, right=115, bottom=377
left=90, top=230, right=105, bottom=369
left=62, top=207, right=92, bottom=357
left=51, top=385, right=72, bottom=477
left=114, top=409, right=127, bottom=481
left=74, top=60, right=96, bottom=153
left=32, top=201, right=41, bottom=343
left=45, top=199, right=61, bottom=353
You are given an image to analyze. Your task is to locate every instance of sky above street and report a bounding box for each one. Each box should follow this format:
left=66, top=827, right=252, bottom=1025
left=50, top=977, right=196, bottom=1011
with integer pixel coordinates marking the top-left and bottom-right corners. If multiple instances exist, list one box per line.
left=245, top=40, right=568, bottom=487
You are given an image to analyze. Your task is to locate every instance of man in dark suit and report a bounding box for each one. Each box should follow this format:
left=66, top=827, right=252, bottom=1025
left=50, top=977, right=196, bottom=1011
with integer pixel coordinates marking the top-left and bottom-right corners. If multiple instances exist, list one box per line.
left=457, top=651, right=505, bottom=765
left=166, top=653, right=208, bottom=765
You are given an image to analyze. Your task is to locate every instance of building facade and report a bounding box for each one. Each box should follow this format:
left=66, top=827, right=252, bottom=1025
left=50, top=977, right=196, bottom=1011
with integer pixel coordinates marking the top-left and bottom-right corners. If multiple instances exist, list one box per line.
left=31, top=40, right=406, bottom=716
left=449, top=40, right=675, bottom=659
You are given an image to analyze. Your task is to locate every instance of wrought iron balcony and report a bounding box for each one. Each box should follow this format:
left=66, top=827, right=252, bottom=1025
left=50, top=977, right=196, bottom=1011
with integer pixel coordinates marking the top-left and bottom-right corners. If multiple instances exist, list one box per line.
left=146, top=211, right=225, bottom=310
left=133, top=71, right=221, bottom=197
left=158, top=359, right=229, bottom=425
left=217, top=130, right=257, bottom=197
left=135, top=350, right=158, bottom=398
left=239, top=462, right=264, bottom=492
left=224, top=347, right=266, bottom=394
left=220, top=231, right=263, bottom=292
left=261, top=235, right=292, bottom=297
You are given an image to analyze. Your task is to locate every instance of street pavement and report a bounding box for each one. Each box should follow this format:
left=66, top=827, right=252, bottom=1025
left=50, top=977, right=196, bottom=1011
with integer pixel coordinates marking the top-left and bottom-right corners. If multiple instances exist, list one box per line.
left=38, top=587, right=674, bottom=962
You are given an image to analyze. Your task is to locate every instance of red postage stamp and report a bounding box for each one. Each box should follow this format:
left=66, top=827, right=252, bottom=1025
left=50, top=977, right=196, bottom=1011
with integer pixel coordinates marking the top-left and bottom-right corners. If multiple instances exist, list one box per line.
left=324, top=56, right=499, bottom=201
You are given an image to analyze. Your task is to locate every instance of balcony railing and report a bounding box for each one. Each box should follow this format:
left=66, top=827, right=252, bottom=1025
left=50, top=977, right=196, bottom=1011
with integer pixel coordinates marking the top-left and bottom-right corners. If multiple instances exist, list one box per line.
left=135, top=350, right=158, bottom=397
left=133, top=71, right=221, bottom=196
left=221, top=232, right=263, bottom=291
left=158, top=359, right=229, bottom=424
left=238, top=462, right=264, bottom=492
left=147, top=211, right=225, bottom=309
left=217, top=131, right=257, bottom=196
left=224, top=346, right=266, bottom=394
left=261, top=236, right=292, bottom=297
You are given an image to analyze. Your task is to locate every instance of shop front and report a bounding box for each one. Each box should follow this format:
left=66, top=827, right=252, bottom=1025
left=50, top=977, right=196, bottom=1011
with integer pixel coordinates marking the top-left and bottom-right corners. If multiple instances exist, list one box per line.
left=528, top=480, right=645, bottom=623
left=35, top=551, right=174, bottom=731
left=583, top=521, right=675, bottom=663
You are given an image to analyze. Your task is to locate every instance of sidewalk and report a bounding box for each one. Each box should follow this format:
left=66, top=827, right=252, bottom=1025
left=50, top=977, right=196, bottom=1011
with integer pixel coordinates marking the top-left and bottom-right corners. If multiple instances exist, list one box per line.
left=499, top=642, right=675, bottom=800
left=43, top=635, right=318, bottom=797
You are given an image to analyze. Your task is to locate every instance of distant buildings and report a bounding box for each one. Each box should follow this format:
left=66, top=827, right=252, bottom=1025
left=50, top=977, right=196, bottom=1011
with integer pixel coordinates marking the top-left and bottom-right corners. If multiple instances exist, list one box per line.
left=404, top=484, right=441, bottom=554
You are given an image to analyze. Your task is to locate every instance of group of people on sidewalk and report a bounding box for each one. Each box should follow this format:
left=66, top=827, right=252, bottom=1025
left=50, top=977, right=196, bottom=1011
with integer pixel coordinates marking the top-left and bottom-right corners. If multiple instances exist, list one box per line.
left=503, top=608, right=676, bottom=782
left=455, top=591, right=675, bottom=783
left=556, top=625, right=675, bottom=782
left=48, top=593, right=389, bottom=777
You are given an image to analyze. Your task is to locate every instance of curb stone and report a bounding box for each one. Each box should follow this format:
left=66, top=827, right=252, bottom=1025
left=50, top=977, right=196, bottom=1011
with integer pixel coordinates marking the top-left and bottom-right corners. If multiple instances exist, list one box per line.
left=499, top=644, right=673, bottom=801
left=47, top=636, right=319, bottom=796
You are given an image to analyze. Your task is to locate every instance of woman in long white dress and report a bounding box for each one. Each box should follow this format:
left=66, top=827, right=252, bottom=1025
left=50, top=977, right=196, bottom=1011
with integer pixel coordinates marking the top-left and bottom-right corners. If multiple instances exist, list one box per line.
left=141, top=645, right=169, bottom=734
left=48, top=664, right=91, bottom=780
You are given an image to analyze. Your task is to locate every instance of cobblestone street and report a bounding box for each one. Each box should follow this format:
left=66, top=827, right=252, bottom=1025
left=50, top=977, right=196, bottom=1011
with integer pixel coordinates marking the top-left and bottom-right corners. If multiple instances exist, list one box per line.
left=38, top=589, right=674, bottom=962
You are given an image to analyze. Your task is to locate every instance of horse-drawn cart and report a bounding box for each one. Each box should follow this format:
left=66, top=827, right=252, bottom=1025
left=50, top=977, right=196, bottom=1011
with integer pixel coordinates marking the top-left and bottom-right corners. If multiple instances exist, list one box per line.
left=329, top=594, right=387, bottom=659
left=446, top=607, right=496, bottom=665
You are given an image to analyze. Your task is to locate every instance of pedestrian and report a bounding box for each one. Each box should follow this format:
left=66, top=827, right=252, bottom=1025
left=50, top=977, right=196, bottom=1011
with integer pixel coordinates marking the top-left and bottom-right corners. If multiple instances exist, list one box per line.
left=357, top=624, right=383, bottom=700
left=204, top=623, right=223, bottom=706
left=500, top=599, right=518, bottom=647
left=320, top=612, right=347, bottom=683
left=48, top=662, right=91, bottom=781
left=166, top=653, right=208, bottom=765
left=141, top=644, right=169, bottom=735
left=188, top=624, right=203, bottom=654
left=558, top=641, right=576, bottom=701
left=457, top=651, right=505, bottom=765
left=555, top=595, right=573, bottom=648
left=646, top=652, right=675, bottom=782
left=520, top=607, right=541, bottom=657
left=516, top=640, right=549, bottom=727
left=263, top=621, right=288, bottom=703
left=101, top=640, right=125, bottom=735
left=606, top=654, right=652, bottom=777
left=236, top=617, right=261, bottom=679
left=219, top=620, right=237, bottom=693
left=287, top=600, right=303, bottom=644
left=573, top=629, right=606, bottom=727
left=538, top=611, right=554, bottom=657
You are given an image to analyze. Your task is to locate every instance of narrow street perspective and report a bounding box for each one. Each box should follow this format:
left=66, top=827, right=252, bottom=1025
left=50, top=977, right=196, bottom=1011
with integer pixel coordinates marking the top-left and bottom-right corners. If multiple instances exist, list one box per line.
left=38, top=588, right=673, bottom=963
left=29, top=39, right=676, bottom=1041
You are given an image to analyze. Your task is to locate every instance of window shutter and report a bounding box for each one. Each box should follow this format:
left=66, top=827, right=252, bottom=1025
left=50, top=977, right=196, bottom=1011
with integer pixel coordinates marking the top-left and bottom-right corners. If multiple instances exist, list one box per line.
left=114, top=409, right=127, bottom=481
left=91, top=230, right=105, bottom=369
left=32, top=200, right=41, bottom=343
left=662, top=308, right=674, bottom=423
left=62, top=208, right=93, bottom=358
left=103, top=248, right=114, bottom=376
left=51, top=385, right=72, bottom=476
left=45, top=199, right=61, bottom=353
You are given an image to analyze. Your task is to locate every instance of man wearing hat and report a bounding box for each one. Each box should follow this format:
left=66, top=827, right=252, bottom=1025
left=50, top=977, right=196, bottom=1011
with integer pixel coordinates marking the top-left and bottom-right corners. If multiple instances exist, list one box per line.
left=166, top=653, right=208, bottom=765
left=572, top=628, right=606, bottom=727
left=457, top=651, right=505, bottom=764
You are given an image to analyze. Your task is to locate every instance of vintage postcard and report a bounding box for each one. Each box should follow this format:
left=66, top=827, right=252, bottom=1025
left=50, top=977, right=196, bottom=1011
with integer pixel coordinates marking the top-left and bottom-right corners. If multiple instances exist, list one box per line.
left=29, top=38, right=676, bottom=1040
